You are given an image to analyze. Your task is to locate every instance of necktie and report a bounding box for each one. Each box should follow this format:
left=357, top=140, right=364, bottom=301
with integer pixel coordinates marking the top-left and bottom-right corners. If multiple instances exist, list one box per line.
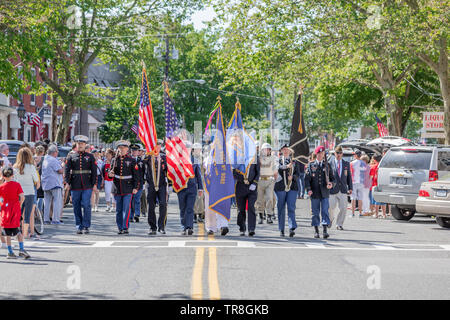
left=337, top=161, right=341, bottom=177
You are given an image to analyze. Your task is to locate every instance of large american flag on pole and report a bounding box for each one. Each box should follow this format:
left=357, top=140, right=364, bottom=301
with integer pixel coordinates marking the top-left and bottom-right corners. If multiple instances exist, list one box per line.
left=31, top=107, right=45, bottom=140
left=138, top=67, right=157, bottom=154
left=163, top=82, right=194, bottom=192
left=375, top=115, right=389, bottom=137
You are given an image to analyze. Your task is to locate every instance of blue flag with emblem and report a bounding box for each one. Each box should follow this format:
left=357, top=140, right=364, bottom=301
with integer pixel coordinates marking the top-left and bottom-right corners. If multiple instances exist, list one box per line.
left=205, top=98, right=235, bottom=221
left=226, top=101, right=256, bottom=177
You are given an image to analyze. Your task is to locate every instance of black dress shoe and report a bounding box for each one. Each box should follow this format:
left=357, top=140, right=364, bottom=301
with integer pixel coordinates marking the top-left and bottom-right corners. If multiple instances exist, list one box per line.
left=289, top=229, right=295, bottom=237
left=221, top=227, right=229, bottom=236
left=77, top=229, right=83, bottom=235
left=118, top=230, right=123, bottom=235
left=83, top=228, right=90, bottom=234
left=123, top=229, right=129, bottom=234
left=240, top=231, right=245, bottom=236
left=280, top=231, right=285, bottom=237
left=134, top=217, right=139, bottom=223
left=149, top=230, right=157, bottom=235
left=187, top=228, right=194, bottom=236
left=248, top=231, right=255, bottom=237
left=337, top=226, right=344, bottom=230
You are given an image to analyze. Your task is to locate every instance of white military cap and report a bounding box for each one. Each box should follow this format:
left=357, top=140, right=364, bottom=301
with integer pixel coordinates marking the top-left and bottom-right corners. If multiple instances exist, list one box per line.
left=116, top=140, right=130, bottom=148
left=74, top=135, right=89, bottom=143
left=261, top=143, right=272, bottom=150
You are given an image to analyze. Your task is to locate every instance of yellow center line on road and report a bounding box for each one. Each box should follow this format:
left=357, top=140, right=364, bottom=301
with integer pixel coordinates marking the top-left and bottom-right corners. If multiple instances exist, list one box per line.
left=191, top=222, right=205, bottom=300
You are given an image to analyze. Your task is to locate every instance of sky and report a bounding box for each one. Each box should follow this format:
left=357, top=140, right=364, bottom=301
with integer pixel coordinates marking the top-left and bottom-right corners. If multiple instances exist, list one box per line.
left=190, top=7, right=217, bottom=30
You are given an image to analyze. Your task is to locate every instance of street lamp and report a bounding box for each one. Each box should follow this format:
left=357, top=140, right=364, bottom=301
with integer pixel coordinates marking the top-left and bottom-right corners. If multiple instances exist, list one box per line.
left=17, top=102, right=26, bottom=141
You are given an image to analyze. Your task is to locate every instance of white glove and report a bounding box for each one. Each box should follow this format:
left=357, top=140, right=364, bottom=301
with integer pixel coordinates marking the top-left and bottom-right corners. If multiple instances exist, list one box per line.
left=249, top=184, right=256, bottom=191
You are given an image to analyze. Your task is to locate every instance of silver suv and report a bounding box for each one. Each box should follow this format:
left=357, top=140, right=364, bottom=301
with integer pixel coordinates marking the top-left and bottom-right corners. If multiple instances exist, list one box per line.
left=373, top=146, right=450, bottom=221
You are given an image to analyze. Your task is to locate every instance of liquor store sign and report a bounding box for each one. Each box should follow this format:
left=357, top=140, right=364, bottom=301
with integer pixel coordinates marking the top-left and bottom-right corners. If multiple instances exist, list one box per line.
left=422, top=112, right=445, bottom=138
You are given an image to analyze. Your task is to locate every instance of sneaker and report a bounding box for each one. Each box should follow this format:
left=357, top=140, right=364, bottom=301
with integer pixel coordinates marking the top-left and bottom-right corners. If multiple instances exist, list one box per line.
left=289, top=229, right=295, bottom=237
left=337, top=226, right=344, bottom=230
left=158, top=229, right=166, bottom=235
left=106, top=207, right=110, bottom=212
left=118, top=230, right=123, bottom=235
left=6, top=252, right=17, bottom=259
left=19, top=250, right=31, bottom=259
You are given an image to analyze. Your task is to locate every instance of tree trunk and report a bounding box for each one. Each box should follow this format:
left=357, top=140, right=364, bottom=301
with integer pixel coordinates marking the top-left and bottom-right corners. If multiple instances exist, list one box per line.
left=56, top=103, right=75, bottom=144
left=385, top=94, right=402, bottom=136
left=439, top=71, right=450, bottom=144
left=51, top=93, right=58, bottom=141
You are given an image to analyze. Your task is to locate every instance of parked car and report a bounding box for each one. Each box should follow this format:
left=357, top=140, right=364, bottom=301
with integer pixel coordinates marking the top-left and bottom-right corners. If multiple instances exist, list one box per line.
left=0, top=140, right=25, bottom=165
left=373, top=146, right=450, bottom=221
left=416, top=172, right=450, bottom=228
left=366, top=136, right=414, bottom=153
left=57, top=146, right=72, bottom=160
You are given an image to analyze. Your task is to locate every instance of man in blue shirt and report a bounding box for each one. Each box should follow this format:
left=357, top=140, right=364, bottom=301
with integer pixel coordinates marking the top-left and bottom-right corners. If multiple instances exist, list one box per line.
left=42, top=145, right=64, bottom=225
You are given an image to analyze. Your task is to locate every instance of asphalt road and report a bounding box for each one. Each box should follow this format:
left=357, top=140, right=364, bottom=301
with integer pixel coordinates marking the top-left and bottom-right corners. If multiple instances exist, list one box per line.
left=1, top=193, right=449, bottom=300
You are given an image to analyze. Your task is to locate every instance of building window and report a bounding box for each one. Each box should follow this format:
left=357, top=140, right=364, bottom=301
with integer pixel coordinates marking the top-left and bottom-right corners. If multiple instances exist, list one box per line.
left=27, top=128, right=31, bottom=142
left=31, top=94, right=35, bottom=105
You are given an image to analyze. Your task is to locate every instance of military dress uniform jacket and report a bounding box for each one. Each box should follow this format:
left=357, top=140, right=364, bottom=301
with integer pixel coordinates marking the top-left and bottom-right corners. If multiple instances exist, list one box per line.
left=144, top=154, right=168, bottom=191
left=65, top=151, right=97, bottom=190
left=185, top=162, right=203, bottom=192
left=305, top=160, right=335, bottom=199
left=233, top=163, right=260, bottom=190
left=274, top=158, right=300, bottom=192
left=111, top=155, right=140, bottom=195
left=330, top=158, right=352, bottom=195
left=133, top=156, right=145, bottom=190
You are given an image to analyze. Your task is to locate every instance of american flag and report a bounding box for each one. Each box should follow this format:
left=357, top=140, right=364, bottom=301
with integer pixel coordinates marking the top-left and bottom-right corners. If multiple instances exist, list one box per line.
left=30, top=107, right=45, bottom=140
left=375, top=115, right=389, bottom=137
left=131, top=122, right=138, bottom=136
left=138, top=67, right=157, bottom=154
left=164, top=84, right=194, bottom=192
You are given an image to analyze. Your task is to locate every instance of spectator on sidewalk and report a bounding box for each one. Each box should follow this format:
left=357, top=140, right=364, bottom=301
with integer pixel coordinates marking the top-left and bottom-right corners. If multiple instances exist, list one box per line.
left=0, top=144, right=11, bottom=168
left=13, top=147, right=40, bottom=239
left=42, top=145, right=64, bottom=225
left=360, top=155, right=372, bottom=216
left=350, top=149, right=367, bottom=217
left=370, top=154, right=387, bottom=218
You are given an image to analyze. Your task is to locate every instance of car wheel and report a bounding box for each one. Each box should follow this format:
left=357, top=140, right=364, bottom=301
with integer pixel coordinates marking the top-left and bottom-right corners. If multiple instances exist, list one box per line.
left=436, top=217, right=450, bottom=229
left=390, top=205, right=415, bottom=221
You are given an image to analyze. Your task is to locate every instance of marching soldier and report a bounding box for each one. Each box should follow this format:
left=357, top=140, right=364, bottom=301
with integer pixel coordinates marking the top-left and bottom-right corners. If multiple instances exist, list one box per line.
left=139, top=145, right=147, bottom=217
left=192, top=143, right=205, bottom=223
left=234, top=159, right=260, bottom=237
left=64, top=135, right=98, bottom=234
left=145, top=139, right=168, bottom=235
left=177, top=141, right=203, bottom=236
left=274, top=145, right=300, bottom=237
left=129, top=143, right=145, bottom=223
left=108, top=140, right=139, bottom=234
left=256, top=143, right=277, bottom=224
left=305, top=145, right=335, bottom=239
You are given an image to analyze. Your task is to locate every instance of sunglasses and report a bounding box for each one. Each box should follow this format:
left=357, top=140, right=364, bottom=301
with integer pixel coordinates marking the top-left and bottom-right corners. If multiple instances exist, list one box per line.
left=336, top=151, right=343, bottom=154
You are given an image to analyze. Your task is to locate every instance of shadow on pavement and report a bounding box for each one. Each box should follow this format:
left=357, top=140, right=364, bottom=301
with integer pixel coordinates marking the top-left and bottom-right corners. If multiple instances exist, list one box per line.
left=0, top=291, right=114, bottom=300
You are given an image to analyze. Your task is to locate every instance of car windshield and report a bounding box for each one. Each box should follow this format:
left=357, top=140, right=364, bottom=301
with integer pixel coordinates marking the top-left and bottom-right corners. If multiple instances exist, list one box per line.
left=7, top=144, right=21, bottom=154
left=58, top=148, right=70, bottom=159
left=380, top=150, right=432, bottom=170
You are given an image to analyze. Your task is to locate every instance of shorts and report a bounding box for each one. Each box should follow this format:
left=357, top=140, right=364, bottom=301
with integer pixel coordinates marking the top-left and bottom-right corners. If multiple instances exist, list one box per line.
left=1, top=228, right=20, bottom=237
left=22, top=195, right=35, bottom=224
left=369, top=189, right=385, bottom=206
left=351, top=183, right=364, bottom=201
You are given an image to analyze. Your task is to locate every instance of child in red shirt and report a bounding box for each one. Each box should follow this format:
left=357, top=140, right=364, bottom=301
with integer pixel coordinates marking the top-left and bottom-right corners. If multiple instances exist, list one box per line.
left=0, top=167, right=30, bottom=259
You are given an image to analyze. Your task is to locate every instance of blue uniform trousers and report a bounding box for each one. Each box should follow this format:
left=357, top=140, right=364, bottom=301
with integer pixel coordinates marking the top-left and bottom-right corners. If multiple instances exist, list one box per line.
left=115, top=194, right=133, bottom=231
left=275, top=190, right=298, bottom=232
left=130, top=188, right=143, bottom=219
left=177, top=188, right=197, bottom=230
left=71, top=189, right=93, bottom=230
left=311, top=197, right=331, bottom=227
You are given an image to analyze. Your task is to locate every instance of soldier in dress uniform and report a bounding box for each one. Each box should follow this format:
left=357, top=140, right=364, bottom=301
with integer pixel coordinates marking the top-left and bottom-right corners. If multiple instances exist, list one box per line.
left=144, top=139, right=168, bottom=235
left=129, top=143, right=145, bottom=223
left=305, top=145, right=335, bottom=239
left=139, top=145, right=147, bottom=217
left=234, top=158, right=260, bottom=237
left=256, top=143, right=277, bottom=224
left=64, top=135, right=98, bottom=234
left=177, top=141, right=203, bottom=236
left=108, top=140, right=139, bottom=234
left=192, top=143, right=205, bottom=224
left=274, top=145, right=300, bottom=237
